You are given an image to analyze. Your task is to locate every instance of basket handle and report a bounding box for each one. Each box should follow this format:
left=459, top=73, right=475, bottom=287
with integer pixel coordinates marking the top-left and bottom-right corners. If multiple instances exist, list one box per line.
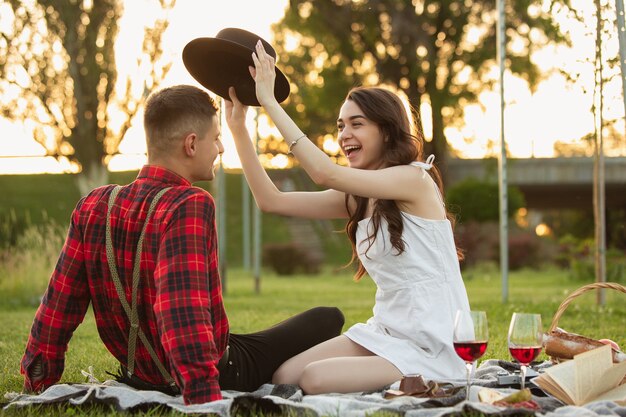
left=548, top=282, right=626, bottom=333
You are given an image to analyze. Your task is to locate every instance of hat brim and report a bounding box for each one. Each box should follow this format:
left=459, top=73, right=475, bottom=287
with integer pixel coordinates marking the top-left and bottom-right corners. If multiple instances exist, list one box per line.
left=183, top=37, right=290, bottom=107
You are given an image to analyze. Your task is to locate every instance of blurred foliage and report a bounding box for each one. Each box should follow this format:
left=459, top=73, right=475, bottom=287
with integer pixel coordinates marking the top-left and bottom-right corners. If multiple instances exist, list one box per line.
left=556, top=234, right=626, bottom=282
left=262, top=242, right=322, bottom=275
left=0, top=220, right=66, bottom=307
left=0, top=170, right=351, bottom=269
left=541, top=208, right=626, bottom=250
left=446, top=177, right=525, bottom=223
left=455, top=221, right=553, bottom=270
left=0, top=0, right=175, bottom=194
left=272, top=0, right=576, bottom=168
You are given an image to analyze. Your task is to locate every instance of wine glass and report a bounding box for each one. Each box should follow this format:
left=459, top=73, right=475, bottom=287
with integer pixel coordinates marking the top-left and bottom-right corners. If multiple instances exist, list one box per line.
left=508, top=313, right=543, bottom=390
left=453, top=310, right=489, bottom=401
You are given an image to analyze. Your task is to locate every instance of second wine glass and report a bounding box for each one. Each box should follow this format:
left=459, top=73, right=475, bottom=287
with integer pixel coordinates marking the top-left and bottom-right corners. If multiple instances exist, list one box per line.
left=508, top=312, right=543, bottom=390
left=453, top=310, right=488, bottom=401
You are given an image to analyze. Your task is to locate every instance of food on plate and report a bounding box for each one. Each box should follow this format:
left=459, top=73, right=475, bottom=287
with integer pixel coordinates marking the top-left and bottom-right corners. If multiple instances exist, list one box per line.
left=477, top=387, right=504, bottom=404
left=499, top=388, right=532, bottom=404
left=480, top=388, right=540, bottom=410
left=492, top=399, right=541, bottom=410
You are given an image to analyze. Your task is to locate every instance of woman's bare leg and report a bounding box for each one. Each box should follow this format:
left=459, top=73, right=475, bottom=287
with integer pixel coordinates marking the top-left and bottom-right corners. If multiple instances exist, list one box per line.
left=272, top=335, right=371, bottom=384
left=300, top=355, right=402, bottom=394
left=272, top=335, right=402, bottom=394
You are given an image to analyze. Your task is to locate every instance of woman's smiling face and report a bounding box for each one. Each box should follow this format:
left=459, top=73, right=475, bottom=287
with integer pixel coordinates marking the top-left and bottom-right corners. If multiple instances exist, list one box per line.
left=337, top=99, right=386, bottom=170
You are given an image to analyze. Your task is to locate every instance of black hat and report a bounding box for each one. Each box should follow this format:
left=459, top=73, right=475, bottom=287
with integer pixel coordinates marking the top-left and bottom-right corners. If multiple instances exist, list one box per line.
left=182, top=28, right=290, bottom=107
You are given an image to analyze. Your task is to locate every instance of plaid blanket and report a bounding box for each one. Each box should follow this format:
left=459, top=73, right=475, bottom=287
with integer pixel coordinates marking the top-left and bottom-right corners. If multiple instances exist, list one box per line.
left=4, top=360, right=626, bottom=416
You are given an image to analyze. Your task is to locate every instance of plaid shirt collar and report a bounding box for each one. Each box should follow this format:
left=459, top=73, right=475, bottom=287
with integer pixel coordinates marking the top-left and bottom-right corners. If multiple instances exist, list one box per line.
left=136, top=165, right=191, bottom=187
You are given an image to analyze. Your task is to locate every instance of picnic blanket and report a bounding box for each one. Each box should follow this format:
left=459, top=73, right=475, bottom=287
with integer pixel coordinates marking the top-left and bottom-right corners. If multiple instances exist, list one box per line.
left=4, top=360, right=626, bottom=416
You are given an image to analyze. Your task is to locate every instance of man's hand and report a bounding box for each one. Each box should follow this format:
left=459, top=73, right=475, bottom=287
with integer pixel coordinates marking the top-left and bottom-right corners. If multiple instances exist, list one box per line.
left=23, top=356, right=45, bottom=393
left=224, top=87, right=248, bottom=135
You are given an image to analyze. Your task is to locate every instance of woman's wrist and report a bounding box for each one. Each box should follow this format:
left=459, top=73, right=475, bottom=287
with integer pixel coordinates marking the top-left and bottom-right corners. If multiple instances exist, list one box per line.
left=228, top=125, right=250, bottom=139
left=288, top=134, right=307, bottom=154
left=260, top=99, right=282, bottom=113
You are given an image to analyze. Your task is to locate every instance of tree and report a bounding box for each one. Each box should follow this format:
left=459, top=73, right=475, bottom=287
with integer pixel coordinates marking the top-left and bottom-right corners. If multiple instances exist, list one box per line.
left=553, top=1, right=625, bottom=158
left=272, top=0, right=575, bottom=170
left=0, top=0, right=175, bottom=195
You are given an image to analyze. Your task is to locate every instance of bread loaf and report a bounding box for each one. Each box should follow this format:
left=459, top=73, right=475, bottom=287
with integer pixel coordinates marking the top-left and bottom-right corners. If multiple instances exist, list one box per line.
left=543, top=328, right=625, bottom=363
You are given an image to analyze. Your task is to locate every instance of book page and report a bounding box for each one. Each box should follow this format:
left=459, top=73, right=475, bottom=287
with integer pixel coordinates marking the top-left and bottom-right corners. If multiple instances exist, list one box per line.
left=538, top=345, right=626, bottom=405
left=576, top=345, right=614, bottom=403
left=533, top=374, right=573, bottom=404
left=583, top=359, right=626, bottom=403
left=592, top=381, right=626, bottom=405
left=541, top=359, right=578, bottom=404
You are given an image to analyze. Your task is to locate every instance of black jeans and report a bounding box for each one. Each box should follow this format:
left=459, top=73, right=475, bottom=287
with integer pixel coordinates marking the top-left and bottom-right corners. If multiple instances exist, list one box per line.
left=117, top=306, right=344, bottom=394
left=218, top=306, right=345, bottom=392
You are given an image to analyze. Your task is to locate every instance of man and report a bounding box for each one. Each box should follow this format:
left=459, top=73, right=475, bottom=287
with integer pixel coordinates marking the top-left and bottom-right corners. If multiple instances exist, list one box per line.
left=21, top=85, right=344, bottom=405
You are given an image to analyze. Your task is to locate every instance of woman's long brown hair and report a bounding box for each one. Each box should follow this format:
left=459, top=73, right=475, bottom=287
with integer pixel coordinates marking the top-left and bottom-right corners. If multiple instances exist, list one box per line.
left=342, top=87, right=462, bottom=281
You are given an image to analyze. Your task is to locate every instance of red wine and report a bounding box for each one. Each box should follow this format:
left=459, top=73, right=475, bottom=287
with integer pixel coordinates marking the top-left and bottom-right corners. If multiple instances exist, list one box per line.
left=509, top=346, right=542, bottom=364
left=454, top=341, right=488, bottom=362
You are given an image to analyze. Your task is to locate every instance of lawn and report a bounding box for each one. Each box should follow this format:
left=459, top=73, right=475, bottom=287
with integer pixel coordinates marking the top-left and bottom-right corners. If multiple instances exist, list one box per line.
left=1, top=264, right=625, bottom=416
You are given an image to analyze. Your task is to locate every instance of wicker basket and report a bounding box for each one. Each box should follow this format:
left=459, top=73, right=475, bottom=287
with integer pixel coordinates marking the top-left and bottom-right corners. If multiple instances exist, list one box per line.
left=546, top=281, right=626, bottom=364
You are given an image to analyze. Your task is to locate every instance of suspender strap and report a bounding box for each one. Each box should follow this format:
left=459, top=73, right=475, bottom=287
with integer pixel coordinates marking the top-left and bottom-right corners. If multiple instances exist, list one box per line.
left=106, top=186, right=175, bottom=386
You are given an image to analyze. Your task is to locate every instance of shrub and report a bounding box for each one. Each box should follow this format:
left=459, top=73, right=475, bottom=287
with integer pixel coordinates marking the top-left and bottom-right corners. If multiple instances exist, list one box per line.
left=607, top=248, right=626, bottom=283
left=0, top=221, right=65, bottom=307
left=447, top=178, right=525, bottom=223
left=455, top=221, right=499, bottom=269
left=0, top=209, right=31, bottom=247
left=455, top=222, right=551, bottom=270
left=556, top=235, right=626, bottom=282
left=507, top=232, right=542, bottom=270
left=262, top=243, right=322, bottom=275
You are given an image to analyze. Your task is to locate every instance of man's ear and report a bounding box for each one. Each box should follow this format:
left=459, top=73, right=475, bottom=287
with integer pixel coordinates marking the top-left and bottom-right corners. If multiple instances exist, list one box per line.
left=183, top=133, right=197, bottom=157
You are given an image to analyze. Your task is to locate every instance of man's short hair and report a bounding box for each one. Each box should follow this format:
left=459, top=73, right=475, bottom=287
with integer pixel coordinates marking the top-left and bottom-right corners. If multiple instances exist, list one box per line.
left=144, top=85, right=219, bottom=158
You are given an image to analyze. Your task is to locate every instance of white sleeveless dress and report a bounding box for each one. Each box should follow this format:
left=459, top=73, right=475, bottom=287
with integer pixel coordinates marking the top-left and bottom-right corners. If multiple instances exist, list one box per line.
left=343, top=159, right=471, bottom=381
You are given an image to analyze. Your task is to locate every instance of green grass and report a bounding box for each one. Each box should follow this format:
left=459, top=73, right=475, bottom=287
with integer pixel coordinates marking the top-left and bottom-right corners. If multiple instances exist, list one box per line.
left=1, top=265, right=625, bottom=416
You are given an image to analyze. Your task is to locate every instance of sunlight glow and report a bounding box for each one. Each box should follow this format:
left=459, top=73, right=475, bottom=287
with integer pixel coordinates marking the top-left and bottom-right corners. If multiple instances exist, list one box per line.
left=465, top=27, right=484, bottom=45
left=1, top=0, right=625, bottom=175
left=283, top=33, right=300, bottom=52
left=535, top=223, right=552, bottom=237
left=323, top=137, right=341, bottom=155
left=515, top=207, right=529, bottom=228
left=269, top=153, right=289, bottom=169
left=107, top=153, right=148, bottom=172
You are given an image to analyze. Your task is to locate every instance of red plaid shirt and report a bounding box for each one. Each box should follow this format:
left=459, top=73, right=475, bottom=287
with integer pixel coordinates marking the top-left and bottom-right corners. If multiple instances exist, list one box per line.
left=21, top=165, right=229, bottom=404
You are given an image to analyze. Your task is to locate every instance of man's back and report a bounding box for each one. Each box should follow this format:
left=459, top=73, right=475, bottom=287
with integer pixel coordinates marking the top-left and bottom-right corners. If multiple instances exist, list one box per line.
left=22, top=165, right=228, bottom=404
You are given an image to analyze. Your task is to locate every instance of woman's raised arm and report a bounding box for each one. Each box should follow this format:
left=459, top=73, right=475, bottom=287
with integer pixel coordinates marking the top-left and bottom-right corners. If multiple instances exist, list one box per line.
left=224, top=87, right=348, bottom=220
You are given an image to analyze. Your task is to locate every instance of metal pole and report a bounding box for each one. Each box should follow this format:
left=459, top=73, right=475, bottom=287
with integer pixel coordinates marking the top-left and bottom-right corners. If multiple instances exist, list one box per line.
left=615, top=0, right=626, bottom=136
left=242, top=172, right=251, bottom=270
left=253, top=108, right=262, bottom=293
left=497, top=0, right=509, bottom=303
left=218, top=158, right=227, bottom=288
left=594, top=0, right=607, bottom=304
left=217, top=102, right=227, bottom=293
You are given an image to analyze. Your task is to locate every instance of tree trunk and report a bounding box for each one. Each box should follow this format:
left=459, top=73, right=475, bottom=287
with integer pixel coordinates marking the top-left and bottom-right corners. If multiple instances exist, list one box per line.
left=593, top=0, right=606, bottom=304
left=75, top=163, right=109, bottom=197
left=426, top=91, right=448, bottom=181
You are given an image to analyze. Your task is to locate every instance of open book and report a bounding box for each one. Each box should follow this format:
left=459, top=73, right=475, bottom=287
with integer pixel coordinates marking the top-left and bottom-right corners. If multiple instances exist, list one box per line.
left=533, top=344, right=626, bottom=406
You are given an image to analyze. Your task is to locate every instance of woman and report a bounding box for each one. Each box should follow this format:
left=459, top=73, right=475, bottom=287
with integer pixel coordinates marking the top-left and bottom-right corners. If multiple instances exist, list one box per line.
left=224, top=40, right=471, bottom=394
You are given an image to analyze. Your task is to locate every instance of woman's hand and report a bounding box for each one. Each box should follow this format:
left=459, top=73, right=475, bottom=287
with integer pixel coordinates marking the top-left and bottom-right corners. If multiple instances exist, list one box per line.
left=250, top=40, right=278, bottom=107
left=224, top=87, right=248, bottom=136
